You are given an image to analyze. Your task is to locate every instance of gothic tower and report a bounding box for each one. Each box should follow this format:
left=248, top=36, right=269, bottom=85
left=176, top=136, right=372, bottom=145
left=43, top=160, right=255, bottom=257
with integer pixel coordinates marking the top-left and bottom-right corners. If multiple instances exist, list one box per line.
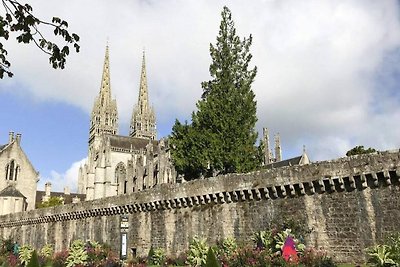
left=89, top=45, right=118, bottom=150
left=129, top=51, right=157, bottom=140
left=274, top=133, right=282, bottom=162
left=262, top=128, right=271, bottom=165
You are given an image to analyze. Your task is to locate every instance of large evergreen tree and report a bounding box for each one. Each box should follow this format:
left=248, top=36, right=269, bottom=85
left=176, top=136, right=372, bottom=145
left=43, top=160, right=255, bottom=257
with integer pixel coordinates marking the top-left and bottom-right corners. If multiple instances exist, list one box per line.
left=170, top=6, right=259, bottom=179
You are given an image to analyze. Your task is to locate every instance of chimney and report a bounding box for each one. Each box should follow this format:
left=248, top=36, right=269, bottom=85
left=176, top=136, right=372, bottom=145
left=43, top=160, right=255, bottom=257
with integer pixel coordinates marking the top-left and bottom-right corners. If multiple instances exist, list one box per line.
left=15, top=133, right=21, bottom=145
left=72, top=196, right=80, bottom=204
left=45, top=182, right=52, bottom=197
left=64, top=186, right=70, bottom=195
left=8, top=131, right=14, bottom=144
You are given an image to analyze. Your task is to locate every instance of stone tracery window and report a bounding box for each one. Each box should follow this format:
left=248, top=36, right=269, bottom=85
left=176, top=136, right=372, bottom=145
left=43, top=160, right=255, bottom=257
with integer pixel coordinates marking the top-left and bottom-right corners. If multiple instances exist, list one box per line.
left=5, top=160, right=19, bottom=181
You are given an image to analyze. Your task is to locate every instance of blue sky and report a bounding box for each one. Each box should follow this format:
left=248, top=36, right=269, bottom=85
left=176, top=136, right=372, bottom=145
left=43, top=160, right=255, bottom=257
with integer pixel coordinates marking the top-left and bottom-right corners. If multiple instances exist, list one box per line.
left=1, top=0, right=400, bottom=192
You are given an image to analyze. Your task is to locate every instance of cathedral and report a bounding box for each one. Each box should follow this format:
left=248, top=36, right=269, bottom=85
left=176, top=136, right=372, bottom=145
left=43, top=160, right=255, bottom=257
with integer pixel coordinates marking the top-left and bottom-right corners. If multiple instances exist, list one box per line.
left=78, top=46, right=176, bottom=200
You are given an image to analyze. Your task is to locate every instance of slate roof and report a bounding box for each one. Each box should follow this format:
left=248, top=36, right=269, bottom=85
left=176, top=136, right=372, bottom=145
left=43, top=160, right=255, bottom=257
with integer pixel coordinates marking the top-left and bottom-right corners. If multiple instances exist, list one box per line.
left=108, top=135, right=158, bottom=151
left=0, top=144, right=6, bottom=152
left=35, top=191, right=86, bottom=208
left=265, top=156, right=303, bottom=169
left=0, top=185, right=26, bottom=198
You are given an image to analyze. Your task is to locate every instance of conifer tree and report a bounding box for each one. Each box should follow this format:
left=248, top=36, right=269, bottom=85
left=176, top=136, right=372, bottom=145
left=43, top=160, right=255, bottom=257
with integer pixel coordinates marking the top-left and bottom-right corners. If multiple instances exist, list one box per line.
left=171, top=6, right=259, bottom=179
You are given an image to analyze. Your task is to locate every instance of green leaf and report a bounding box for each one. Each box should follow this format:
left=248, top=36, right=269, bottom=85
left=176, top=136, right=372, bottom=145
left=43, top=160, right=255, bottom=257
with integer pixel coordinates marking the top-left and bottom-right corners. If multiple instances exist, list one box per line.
left=205, top=247, right=221, bottom=267
left=27, top=250, right=40, bottom=267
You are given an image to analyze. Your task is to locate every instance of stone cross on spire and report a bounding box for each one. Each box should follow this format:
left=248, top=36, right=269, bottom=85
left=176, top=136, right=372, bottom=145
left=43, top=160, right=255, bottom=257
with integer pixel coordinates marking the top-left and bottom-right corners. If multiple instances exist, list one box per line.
left=130, top=50, right=157, bottom=140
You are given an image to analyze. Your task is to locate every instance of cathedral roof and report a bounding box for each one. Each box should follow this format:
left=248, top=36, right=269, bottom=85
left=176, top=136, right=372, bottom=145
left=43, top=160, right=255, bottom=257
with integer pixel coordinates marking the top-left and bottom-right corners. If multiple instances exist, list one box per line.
left=0, top=185, right=26, bottom=198
left=107, top=134, right=158, bottom=151
left=265, top=153, right=310, bottom=169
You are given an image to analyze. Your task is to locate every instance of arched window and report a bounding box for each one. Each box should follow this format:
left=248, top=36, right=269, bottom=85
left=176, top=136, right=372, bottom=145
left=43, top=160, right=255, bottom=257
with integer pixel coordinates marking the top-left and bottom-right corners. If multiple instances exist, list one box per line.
left=8, top=160, right=14, bottom=180
left=115, top=162, right=126, bottom=184
left=5, top=160, right=19, bottom=181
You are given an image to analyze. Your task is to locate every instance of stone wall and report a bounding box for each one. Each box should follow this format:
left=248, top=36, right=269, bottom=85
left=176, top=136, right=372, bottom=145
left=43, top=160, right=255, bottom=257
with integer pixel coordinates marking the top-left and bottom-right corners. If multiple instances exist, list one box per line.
left=1, top=150, right=400, bottom=263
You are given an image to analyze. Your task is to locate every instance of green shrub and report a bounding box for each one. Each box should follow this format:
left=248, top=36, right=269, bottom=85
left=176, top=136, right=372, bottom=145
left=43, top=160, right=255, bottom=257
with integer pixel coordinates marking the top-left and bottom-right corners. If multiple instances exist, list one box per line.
left=39, top=244, right=53, bottom=260
left=226, top=245, right=273, bottom=267
left=65, top=239, right=87, bottom=267
left=252, top=231, right=272, bottom=250
left=19, top=245, right=34, bottom=266
left=187, top=236, right=209, bottom=267
left=217, top=237, right=238, bottom=259
left=37, top=196, right=64, bottom=209
left=366, top=244, right=397, bottom=267
left=153, top=248, right=166, bottom=266
left=147, top=246, right=165, bottom=266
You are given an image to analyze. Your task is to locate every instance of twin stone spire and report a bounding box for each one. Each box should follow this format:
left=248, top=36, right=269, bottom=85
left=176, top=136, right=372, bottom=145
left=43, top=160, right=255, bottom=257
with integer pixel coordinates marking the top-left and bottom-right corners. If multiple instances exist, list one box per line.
left=90, top=45, right=156, bottom=145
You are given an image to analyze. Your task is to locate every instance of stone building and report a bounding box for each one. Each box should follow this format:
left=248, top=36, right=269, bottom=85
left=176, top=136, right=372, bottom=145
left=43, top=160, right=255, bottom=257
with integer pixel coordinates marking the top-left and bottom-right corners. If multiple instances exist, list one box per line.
left=0, top=132, right=39, bottom=215
left=262, top=127, right=310, bottom=168
left=78, top=46, right=176, bottom=200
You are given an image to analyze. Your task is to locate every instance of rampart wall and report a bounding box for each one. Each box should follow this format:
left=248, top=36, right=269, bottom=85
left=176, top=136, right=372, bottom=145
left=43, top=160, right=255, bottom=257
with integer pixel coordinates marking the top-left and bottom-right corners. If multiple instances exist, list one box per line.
left=1, top=150, right=400, bottom=263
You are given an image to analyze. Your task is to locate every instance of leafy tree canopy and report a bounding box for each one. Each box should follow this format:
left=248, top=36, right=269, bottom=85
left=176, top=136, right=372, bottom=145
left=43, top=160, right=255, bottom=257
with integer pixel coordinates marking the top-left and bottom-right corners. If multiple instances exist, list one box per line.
left=170, top=6, right=260, bottom=180
left=0, top=0, right=80, bottom=78
left=37, top=196, right=63, bottom=208
left=346, top=145, right=377, bottom=156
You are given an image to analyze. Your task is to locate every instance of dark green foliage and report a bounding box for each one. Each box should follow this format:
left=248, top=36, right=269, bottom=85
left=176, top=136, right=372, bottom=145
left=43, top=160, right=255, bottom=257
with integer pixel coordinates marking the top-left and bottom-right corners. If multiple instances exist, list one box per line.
left=147, top=246, right=155, bottom=265
left=170, top=6, right=260, bottom=179
left=170, top=120, right=209, bottom=179
left=205, top=247, right=221, bottom=267
left=270, top=216, right=310, bottom=249
left=26, top=250, right=39, bottom=267
left=0, top=0, right=80, bottom=78
left=346, top=145, right=377, bottom=156
left=0, top=238, right=14, bottom=256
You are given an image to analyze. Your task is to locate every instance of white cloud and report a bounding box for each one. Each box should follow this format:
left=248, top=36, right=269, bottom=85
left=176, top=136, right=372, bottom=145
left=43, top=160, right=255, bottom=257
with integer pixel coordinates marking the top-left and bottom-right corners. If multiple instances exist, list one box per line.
left=38, top=158, right=87, bottom=193
left=2, top=0, right=400, bottom=163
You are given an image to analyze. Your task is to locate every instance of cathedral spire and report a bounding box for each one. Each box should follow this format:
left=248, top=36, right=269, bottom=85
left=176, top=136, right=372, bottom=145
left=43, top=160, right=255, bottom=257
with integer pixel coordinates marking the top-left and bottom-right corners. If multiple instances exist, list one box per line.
left=89, top=45, right=118, bottom=146
left=99, top=44, right=112, bottom=106
left=137, top=50, right=149, bottom=113
left=130, top=50, right=157, bottom=140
